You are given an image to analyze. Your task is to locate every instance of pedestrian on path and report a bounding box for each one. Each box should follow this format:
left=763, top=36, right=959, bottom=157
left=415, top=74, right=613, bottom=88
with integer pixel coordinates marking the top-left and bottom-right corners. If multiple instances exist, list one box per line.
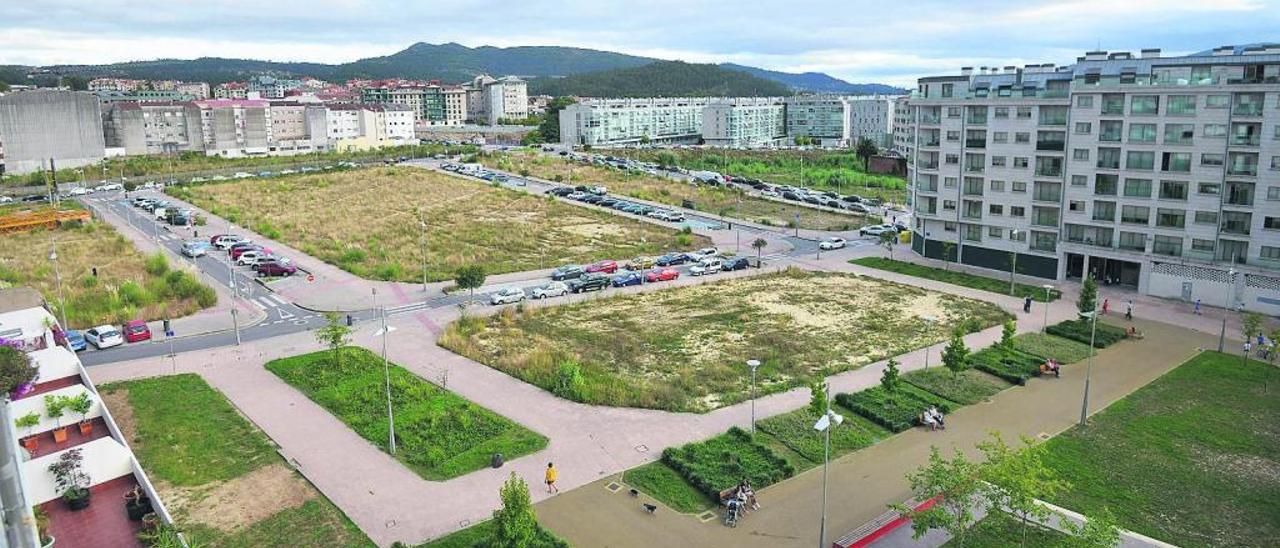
left=1024, top=296, right=1032, bottom=314
left=1194, top=299, right=1202, bottom=315
left=545, top=462, right=559, bottom=494
left=1102, top=298, right=1110, bottom=315
left=1244, top=341, right=1252, bottom=357
left=1125, top=300, right=1134, bottom=321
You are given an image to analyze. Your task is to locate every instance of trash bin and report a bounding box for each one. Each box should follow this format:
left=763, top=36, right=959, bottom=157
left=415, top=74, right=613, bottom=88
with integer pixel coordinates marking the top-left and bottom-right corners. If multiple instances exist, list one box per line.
left=491, top=453, right=504, bottom=468
left=345, top=314, right=353, bottom=327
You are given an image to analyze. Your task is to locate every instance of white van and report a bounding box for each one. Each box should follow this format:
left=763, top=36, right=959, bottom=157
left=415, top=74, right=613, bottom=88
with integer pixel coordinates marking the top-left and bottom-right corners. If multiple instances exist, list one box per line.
left=690, top=258, right=722, bottom=276
left=152, top=207, right=168, bottom=220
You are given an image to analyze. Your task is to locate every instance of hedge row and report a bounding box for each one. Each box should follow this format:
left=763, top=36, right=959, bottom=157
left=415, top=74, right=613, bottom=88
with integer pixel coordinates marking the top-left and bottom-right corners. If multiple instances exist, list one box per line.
left=835, top=385, right=956, bottom=433
left=661, top=427, right=795, bottom=499
left=969, top=346, right=1046, bottom=385
left=1046, top=319, right=1127, bottom=348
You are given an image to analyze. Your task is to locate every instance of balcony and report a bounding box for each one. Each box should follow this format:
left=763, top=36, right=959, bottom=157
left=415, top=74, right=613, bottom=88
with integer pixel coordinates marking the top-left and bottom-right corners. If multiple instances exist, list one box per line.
left=1035, top=166, right=1063, bottom=178
left=964, top=165, right=985, bottom=174
left=1036, top=141, right=1065, bottom=152
left=1232, top=104, right=1264, bottom=117
left=918, top=162, right=939, bottom=170
left=921, top=138, right=940, bottom=147
left=1228, top=164, right=1258, bottom=177
left=965, top=139, right=986, bottom=149
left=920, top=115, right=941, bottom=124
left=1231, top=135, right=1261, bottom=147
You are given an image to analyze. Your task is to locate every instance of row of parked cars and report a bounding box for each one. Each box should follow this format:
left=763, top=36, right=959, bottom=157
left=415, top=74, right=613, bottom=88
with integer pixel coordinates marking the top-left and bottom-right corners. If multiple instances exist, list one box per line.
left=66, top=319, right=153, bottom=351
left=183, top=234, right=299, bottom=277
left=545, top=186, right=688, bottom=223
left=131, top=196, right=194, bottom=226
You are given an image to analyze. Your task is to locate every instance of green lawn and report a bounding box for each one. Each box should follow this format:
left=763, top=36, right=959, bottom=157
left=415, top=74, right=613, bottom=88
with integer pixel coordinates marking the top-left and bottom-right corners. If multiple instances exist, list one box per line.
left=266, top=347, right=547, bottom=481
left=1045, top=319, right=1128, bottom=348
left=1043, top=351, right=1280, bottom=547
left=623, top=461, right=716, bottom=513
left=850, top=257, right=1062, bottom=302
left=101, top=374, right=373, bottom=548
left=1012, top=332, right=1094, bottom=364
left=662, top=427, right=794, bottom=499
left=415, top=520, right=566, bottom=548
left=901, top=368, right=1011, bottom=405
left=944, top=511, right=1067, bottom=547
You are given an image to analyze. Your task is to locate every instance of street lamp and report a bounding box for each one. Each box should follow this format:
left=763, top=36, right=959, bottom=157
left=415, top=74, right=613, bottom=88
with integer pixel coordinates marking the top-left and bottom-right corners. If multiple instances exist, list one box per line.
left=1078, top=305, right=1099, bottom=426
left=921, top=316, right=936, bottom=369
left=1041, top=284, right=1054, bottom=332
left=49, top=244, right=68, bottom=330
left=813, top=401, right=844, bottom=548
left=746, top=359, right=761, bottom=433
left=419, top=215, right=429, bottom=292
left=1008, top=231, right=1020, bottom=295
left=375, top=309, right=398, bottom=455
left=1218, top=268, right=1236, bottom=352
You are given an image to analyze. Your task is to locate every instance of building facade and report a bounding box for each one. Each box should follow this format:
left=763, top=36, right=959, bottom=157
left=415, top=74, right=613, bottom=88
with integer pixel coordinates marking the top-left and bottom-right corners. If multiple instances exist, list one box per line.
left=442, top=86, right=467, bottom=126
left=247, top=75, right=304, bottom=99
left=192, top=99, right=272, bottom=157
left=899, top=44, right=1280, bottom=313
left=268, top=103, right=329, bottom=154
left=785, top=96, right=852, bottom=146
left=701, top=97, right=787, bottom=147
left=461, top=75, right=528, bottom=124
left=847, top=95, right=899, bottom=148
left=102, top=101, right=204, bottom=156
left=559, top=97, right=711, bottom=146
left=0, top=90, right=105, bottom=174
left=213, top=82, right=248, bottom=100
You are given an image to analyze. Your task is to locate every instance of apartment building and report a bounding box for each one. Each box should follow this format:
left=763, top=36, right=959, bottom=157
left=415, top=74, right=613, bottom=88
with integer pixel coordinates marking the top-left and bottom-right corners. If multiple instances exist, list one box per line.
left=268, top=102, right=329, bottom=154
left=102, top=101, right=204, bottom=155
left=559, top=97, right=711, bottom=146
left=213, top=82, right=248, bottom=100
left=848, top=95, right=899, bottom=148
left=88, top=78, right=146, bottom=92
left=462, top=75, right=528, bottom=124
left=247, top=75, right=304, bottom=99
left=193, top=99, right=272, bottom=157
left=443, top=86, right=467, bottom=125
left=701, top=97, right=787, bottom=147
left=785, top=95, right=852, bottom=146
left=0, top=90, right=105, bottom=174
left=326, top=103, right=415, bottom=151
left=94, top=90, right=196, bottom=104
left=899, top=44, right=1280, bottom=314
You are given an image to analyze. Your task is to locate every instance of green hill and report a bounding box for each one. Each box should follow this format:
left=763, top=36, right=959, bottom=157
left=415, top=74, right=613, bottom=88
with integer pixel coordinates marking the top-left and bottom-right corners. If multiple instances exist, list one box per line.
left=529, top=61, right=791, bottom=97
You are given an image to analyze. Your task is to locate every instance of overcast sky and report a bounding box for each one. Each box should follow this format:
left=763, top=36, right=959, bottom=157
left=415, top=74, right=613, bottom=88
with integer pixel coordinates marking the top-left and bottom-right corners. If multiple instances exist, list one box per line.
left=3, top=0, right=1278, bottom=86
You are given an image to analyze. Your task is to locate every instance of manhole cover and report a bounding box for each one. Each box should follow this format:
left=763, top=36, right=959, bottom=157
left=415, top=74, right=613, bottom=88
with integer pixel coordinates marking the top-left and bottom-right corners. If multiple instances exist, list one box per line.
left=697, top=511, right=717, bottom=523
left=605, top=482, right=623, bottom=493
left=635, top=444, right=649, bottom=453
left=1037, top=432, right=1050, bottom=440
left=458, top=519, right=471, bottom=528
left=385, top=519, right=396, bottom=528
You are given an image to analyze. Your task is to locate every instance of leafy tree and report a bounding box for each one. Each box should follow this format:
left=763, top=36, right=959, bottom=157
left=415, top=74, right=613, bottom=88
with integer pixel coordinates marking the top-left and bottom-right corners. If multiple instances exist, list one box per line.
left=879, top=230, right=896, bottom=260
left=315, top=313, right=352, bottom=368
left=978, top=432, right=1069, bottom=547
left=0, top=345, right=37, bottom=396
left=941, top=328, right=970, bottom=379
left=1078, top=276, right=1098, bottom=315
left=855, top=137, right=879, bottom=168
left=808, top=380, right=828, bottom=417
left=941, top=242, right=955, bottom=270
left=751, top=237, right=768, bottom=264
left=894, top=446, right=986, bottom=548
left=491, top=472, right=539, bottom=547
left=639, top=135, right=651, bottom=145
left=1000, top=320, right=1017, bottom=351
left=655, top=151, right=677, bottom=168
left=1060, top=507, right=1122, bottom=548
left=1242, top=311, right=1264, bottom=343
left=455, top=265, right=487, bottom=302
left=880, top=358, right=901, bottom=408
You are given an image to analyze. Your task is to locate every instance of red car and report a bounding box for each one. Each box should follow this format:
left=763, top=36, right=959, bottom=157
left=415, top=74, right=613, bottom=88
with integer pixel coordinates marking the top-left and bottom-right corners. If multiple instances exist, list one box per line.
left=123, top=320, right=152, bottom=343
left=208, top=234, right=229, bottom=245
left=645, top=268, right=680, bottom=282
left=584, top=260, right=618, bottom=274
left=255, top=260, right=298, bottom=277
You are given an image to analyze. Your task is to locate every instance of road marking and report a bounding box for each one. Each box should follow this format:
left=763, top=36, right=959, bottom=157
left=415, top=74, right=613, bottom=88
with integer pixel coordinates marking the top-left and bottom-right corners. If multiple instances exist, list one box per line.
left=266, top=294, right=288, bottom=306
left=248, top=298, right=267, bottom=311
left=276, top=307, right=295, bottom=321
left=257, top=296, right=277, bottom=308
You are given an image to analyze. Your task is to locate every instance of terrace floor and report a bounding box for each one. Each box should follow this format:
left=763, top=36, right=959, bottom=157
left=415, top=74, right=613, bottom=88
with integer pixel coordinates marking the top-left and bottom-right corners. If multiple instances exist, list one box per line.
left=40, top=475, right=144, bottom=548
left=28, top=417, right=110, bottom=459
left=17, top=375, right=80, bottom=400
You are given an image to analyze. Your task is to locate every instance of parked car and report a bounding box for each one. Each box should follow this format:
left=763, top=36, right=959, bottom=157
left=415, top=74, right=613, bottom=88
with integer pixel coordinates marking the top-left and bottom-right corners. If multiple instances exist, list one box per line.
left=489, top=287, right=527, bottom=305
left=611, top=271, right=644, bottom=287
left=530, top=281, right=570, bottom=299
left=213, top=235, right=246, bottom=249
left=690, top=257, right=723, bottom=276
left=64, top=330, right=87, bottom=352
left=645, top=267, right=680, bottom=282
left=625, top=256, right=656, bottom=271
left=655, top=253, right=690, bottom=266
left=589, top=186, right=607, bottom=195
left=95, top=183, right=124, bottom=192
left=551, top=264, right=585, bottom=281
left=181, top=241, right=209, bottom=258
left=123, top=320, right=152, bottom=343
left=254, top=260, right=298, bottom=277
left=235, top=250, right=270, bottom=266
left=819, top=237, right=847, bottom=250
left=0, top=196, right=11, bottom=203
left=722, top=257, right=752, bottom=271
left=67, top=187, right=91, bottom=196
left=229, top=244, right=264, bottom=260
left=759, top=190, right=780, bottom=198
left=584, top=260, right=618, bottom=274
left=860, top=224, right=899, bottom=237
left=547, top=187, right=573, bottom=197
left=567, top=273, right=610, bottom=293
left=690, top=247, right=719, bottom=260
left=84, top=325, right=124, bottom=349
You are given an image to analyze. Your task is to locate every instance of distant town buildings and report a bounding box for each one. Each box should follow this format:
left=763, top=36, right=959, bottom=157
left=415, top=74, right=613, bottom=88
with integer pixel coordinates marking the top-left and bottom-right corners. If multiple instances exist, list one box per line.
left=247, top=75, right=304, bottom=99
left=559, top=97, right=712, bottom=146
left=213, top=82, right=248, bottom=100
left=701, top=97, right=787, bottom=148
left=461, top=75, right=528, bottom=125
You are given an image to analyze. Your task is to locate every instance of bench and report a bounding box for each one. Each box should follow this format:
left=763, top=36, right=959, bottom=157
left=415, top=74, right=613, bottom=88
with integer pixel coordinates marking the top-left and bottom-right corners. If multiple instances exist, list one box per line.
left=833, top=496, right=939, bottom=548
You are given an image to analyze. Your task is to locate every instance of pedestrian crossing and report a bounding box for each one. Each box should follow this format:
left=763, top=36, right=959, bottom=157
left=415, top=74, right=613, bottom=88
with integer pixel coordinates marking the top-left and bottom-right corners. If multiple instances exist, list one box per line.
left=248, top=294, right=289, bottom=310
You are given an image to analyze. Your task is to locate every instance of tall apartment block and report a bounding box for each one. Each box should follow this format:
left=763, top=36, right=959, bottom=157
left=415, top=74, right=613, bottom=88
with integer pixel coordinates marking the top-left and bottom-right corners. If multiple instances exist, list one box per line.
left=559, top=97, right=711, bottom=146
left=0, top=90, right=105, bottom=174
left=702, top=97, right=787, bottom=147
left=785, top=95, right=852, bottom=146
left=896, top=44, right=1280, bottom=314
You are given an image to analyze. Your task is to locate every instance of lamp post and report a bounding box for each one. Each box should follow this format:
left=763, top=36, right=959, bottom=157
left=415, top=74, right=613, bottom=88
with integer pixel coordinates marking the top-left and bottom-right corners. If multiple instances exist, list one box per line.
left=49, top=243, right=68, bottom=330
left=813, top=401, right=844, bottom=548
left=1218, top=268, right=1236, bottom=352
left=1008, top=231, right=1020, bottom=295
left=746, top=359, right=761, bottom=434
left=1079, top=305, right=1099, bottom=426
left=921, top=316, right=936, bottom=369
left=375, top=308, right=398, bottom=455
left=1042, top=284, right=1054, bottom=332
left=419, top=215, right=428, bottom=292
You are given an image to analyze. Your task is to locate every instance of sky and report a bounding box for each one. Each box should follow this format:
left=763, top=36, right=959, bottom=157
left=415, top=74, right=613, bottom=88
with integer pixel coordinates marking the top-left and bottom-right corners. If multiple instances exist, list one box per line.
left=2, top=0, right=1279, bottom=87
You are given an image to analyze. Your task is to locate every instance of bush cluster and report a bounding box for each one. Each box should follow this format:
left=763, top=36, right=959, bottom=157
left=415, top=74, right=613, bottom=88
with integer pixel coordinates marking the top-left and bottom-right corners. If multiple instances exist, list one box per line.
left=969, top=346, right=1046, bottom=385
left=835, top=385, right=956, bottom=433
left=661, top=427, right=794, bottom=498
left=1046, top=319, right=1127, bottom=348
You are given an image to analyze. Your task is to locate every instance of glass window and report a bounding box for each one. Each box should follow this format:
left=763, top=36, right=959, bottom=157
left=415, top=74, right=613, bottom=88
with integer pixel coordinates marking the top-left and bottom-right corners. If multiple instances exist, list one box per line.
left=1010, top=206, right=1026, bottom=217
left=1071, top=175, right=1087, bottom=186
left=1156, top=208, right=1186, bottom=228
left=1069, top=200, right=1085, bottom=212
left=991, top=156, right=1006, bottom=167
left=1095, top=174, right=1118, bottom=195
left=1164, top=124, right=1194, bottom=145
left=990, top=180, right=1005, bottom=191
left=1202, top=153, right=1224, bottom=166
left=1038, top=106, right=1067, bottom=126
left=1198, top=182, right=1220, bottom=195
left=1192, top=239, right=1215, bottom=253
left=1159, top=180, right=1188, bottom=200
left=1075, top=122, right=1092, bottom=134
left=944, top=176, right=957, bottom=188
left=1265, top=217, right=1280, bottom=230
left=1031, top=231, right=1057, bottom=252
left=1014, top=157, right=1029, bottom=168
left=1099, top=120, right=1123, bottom=142
left=1128, top=123, right=1157, bottom=143
left=1015, top=132, right=1030, bottom=144
left=1123, top=178, right=1152, bottom=197
left=1262, top=246, right=1280, bottom=259
left=1010, top=229, right=1027, bottom=241
left=992, top=131, right=1008, bottom=143
left=1152, top=235, right=1183, bottom=256
left=1118, top=232, right=1146, bottom=251
left=989, top=204, right=1003, bottom=215
left=1101, top=94, right=1125, bottom=115
left=943, top=200, right=956, bottom=210
left=1097, top=147, right=1121, bottom=169
left=1167, top=95, right=1196, bottom=115
left=1126, top=151, right=1155, bottom=170
left=1268, top=186, right=1280, bottom=201
left=1012, top=181, right=1027, bottom=193
left=1016, top=107, right=1032, bottom=119
left=1121, top=205, right=1150, bottom=224
left=1093, top=201, right=1116, bottom=222
left=988, top=226, right=1003, bottom=237
left=1075, top=95, right=1094, bottom=108
left=1206, top=94, right=1230, bottom=108
left=1073, top=149, right=1090, bottom=161
left=1162, top=152, right=1191, bottom=172
left=1194, top=211, right=1219, bottom=225
left=962, top=224, right=982, bottom=241
left=1034, top=181, right=1062, bottom=202
left=994, top=107, right=1009, bottom=118
left=1204, top=124, right=1227, bottom=137
left=1131, top=95, right=1159, bottom=115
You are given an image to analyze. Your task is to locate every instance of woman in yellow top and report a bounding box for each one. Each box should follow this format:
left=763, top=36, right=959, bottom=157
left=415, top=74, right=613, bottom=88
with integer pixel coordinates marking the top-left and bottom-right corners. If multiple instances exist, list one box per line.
left=545, top=462, right=559, bottom=493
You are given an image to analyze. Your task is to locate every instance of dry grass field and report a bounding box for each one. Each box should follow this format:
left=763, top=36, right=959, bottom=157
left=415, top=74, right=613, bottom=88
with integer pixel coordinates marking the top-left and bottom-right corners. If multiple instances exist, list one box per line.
left=479, top=151, right=869, bottom=231
left=440, top=268, right=1011, bottom=412
left=0, top=212, right=214, bottom=328
left=172, top=167, right=708, bottom=282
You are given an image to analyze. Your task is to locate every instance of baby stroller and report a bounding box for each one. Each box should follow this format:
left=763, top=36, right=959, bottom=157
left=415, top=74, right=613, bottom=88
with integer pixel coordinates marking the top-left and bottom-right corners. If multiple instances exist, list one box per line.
left=724, top=498, right=742, bottom=527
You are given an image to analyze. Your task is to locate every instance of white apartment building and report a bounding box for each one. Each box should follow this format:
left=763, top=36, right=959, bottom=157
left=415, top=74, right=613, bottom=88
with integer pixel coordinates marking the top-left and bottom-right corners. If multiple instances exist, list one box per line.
left=268, top=102, right=329, bottom=154
left=325, top=103, right=415, bottom=151
left=785, top=95, right=852, bottom=146
left=213, top=82, right=248, bottom=100
left=193, top=99, right=272, bottom=157
left=443, top=86, right=467, bottom=126
left=88, top=78, right=146, bottom=92
left=462, top=75, right=528, bottom=124
left=899, top=44, right=1280, bottom=314
left=247, top=75, right=304, bottom=99
left=701, top=97, right=787, bottom=148
left=847, top=95, right=899, bottom=148
left=102, top=101, right=204, bottom=155
left=559, top=97, right=712, bottom=146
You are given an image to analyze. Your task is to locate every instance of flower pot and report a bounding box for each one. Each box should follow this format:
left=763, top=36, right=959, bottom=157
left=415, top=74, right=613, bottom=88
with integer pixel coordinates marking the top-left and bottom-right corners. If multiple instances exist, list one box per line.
left=40, top=535, right=54, bottom=548
left=52, top=428, right=68, bottom=444
left=21, top=436, right=38, bottom=453
left=65, top=491, right=90, bottom=511
left=126, top=499, right=152, bottom=521
left=78, top=421, right=93, bottom=436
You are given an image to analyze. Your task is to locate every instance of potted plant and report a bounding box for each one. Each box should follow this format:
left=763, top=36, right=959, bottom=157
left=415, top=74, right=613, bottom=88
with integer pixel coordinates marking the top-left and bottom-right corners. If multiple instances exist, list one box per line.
left=124, top=485, right=152, bottom=521
left=67, top=393, right=94, bottom=435
left=34, top=506, right=54, bottom=548
left=15, top=412, right=40, bottom=453
left=44, top=395, right=68, bottom=444
left=0, top=343, right=38, bottom=399
left=48, top=448, right=91, bottom=511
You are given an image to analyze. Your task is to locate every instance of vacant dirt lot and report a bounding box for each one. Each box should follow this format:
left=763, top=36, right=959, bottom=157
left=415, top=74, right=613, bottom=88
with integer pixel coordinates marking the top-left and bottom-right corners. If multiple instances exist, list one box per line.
left=441, top=268, right=1011, bottom=412
left=173, top=167, right=707, bottom=282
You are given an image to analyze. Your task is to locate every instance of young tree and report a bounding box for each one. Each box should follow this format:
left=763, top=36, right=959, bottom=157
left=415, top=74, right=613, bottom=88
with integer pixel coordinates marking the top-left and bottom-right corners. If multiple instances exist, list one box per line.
left=455, top=265, right=487, bottom=303
left=893, top=446, right=986, bottom=548
left=879, top=230, right=896, bottom=260
left=751, top=237, right=768, bottom=265
left=491, top=472, right=539, bottom=547
left=880, top=358, right=902, bottom=408
left=941, top=328, right=971, bottom=379
left=1060, top=507, right=1122, bottom=548
left=1241, top=311, right=1264, bottom=344
left=315, top=313, right=352, bottom=368
left=1000, top=319, right=1017, bottom=351
left=977, top=432, right=1070, bottom=547
left=941, top=242, right=956, bottom=271
left=808, top=380, right=829, bottom=417
left=855, top=137, right=879, bottom=168
left=1078, top=276, right=1098, bottom=315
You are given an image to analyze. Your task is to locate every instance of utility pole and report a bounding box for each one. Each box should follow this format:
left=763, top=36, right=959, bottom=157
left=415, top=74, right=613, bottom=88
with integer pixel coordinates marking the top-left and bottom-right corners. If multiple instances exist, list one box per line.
left=1219, top=267, right=1236, bottom=352
left=1079, top=305, right=1099, bottom=425
left=380, top=306, right=397, bottom=455
left=1008, top=231, right=1020, bottom=295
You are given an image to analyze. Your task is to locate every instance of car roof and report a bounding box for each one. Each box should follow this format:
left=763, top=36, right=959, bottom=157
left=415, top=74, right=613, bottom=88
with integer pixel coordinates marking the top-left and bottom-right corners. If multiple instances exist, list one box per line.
left=93, top=324, right=116, bottom=332
left=125, top=320, right=147, bottom=327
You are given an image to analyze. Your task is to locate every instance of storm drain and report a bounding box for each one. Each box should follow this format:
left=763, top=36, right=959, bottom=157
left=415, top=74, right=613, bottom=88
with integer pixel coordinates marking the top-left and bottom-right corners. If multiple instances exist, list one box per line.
left=605, top=482, right=623, bottom=493
left=697, top=511, right=717, bottom=523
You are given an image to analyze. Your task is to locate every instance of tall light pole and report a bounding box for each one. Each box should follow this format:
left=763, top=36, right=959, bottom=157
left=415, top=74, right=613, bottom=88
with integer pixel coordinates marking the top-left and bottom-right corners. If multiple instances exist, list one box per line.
left=376, top=308, right=398, bottom=455
left=229, top=260, right=241, bottom=345
left=1218, top=268, right=1236, bottom=352
left=1041, top=284, right=1054, bottom=332
left=813, top=398, right=844, bottom=548
left=49, top=241, right=68, bottom=330
left=419, top=213, right=428, bottom=292
left=1079, top=304, right=1099, bottom=426
left=921, top=316, right=936, bottom=369
left=746, top=359, right=761, bottom=434
left=1008, top=231, right=1020, bottom=295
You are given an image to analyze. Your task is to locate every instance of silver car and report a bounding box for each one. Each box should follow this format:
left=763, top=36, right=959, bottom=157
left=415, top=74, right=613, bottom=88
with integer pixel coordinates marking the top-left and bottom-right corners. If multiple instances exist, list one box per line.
left=490, top=287, right=527, bottom=305
left=530, top=281, right=570, bottom=299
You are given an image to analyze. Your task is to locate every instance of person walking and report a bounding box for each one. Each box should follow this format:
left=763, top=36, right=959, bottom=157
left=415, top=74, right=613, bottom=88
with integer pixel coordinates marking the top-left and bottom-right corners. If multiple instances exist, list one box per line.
left=1024, top=295, right=1033, bottom=314
left=1125, top=300, right=1134, bottom=321
left=545, top=462, right=559, bottom=494
left=1194, top=299, right=1202, bottom=315
left=1102, top=298, right=1110, bottom=315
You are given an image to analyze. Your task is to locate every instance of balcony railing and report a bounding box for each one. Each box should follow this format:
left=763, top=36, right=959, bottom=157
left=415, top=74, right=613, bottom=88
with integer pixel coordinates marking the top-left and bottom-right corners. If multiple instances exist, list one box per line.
left=921, top=139, right=940, bottom=147
left=965, top=139, right=986, bottom=149
left=920, top=115, right=941, bottom=124
left=1233, top=104, right=1264, bottom=117
left=1036, top=141, right=1065, bottom=152
left=918, top=162, right=939, bottom=170
left=1035, top=167, right=1063, bottom=177
left=1231, top=135, right=1261, bottom=147
left=1228, top=164, right=1258, bottom=176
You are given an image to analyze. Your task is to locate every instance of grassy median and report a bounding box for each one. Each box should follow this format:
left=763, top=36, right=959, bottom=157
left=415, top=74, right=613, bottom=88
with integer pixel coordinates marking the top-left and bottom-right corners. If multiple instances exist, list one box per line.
left=850, top=257, right=1063, bottom=302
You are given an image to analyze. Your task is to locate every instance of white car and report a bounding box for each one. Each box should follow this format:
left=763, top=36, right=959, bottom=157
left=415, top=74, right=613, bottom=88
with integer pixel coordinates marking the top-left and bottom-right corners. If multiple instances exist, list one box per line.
left=214, top=235, right=248, bottom=249
left=95, top=183, right=124, bottom=192
left=530, top=281, right=569, bottom=299
left=860, top=224, right=899, bottom=237
left=690, top=258, right=722, bottom=276
left=233, top=172, right=253, bottom=179
left=181, top=241, right=208, bottom=258
left=0, top=196, right=12, bottom=203
left=236, top=250, right=268, bottom=266
left=84, top=325, right=124, bottom=349
left=68, top=187, right=92, bottom=196
left=819, top=237, right=847, bottom=250
left=759, top=190, right=780, bottom=198
left=490, top=287, right=527, bottom=305
left=689, top=247, right=719, bottom=261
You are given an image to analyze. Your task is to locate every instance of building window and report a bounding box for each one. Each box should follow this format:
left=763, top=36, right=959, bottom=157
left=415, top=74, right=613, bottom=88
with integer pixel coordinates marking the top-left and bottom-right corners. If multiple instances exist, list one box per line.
left=1093, top=201, right=1116, bottom=222
left=1127, top=151, right=1155, bottom=170
left=1075, top=122, right=1092, bottom=134
left=1123, top=178, right=1152, bottom=198
left=1164, top=124, right=1194, bottom=145
left=1099, top=121, right=1123, bottom=142
left=1121, top=205, right=1150, bottom=224
left=1095, top=174, right=1119, bottom=195
left=991, top=156, right=1007, bottom=167
left=988, top=226, right=1003, bottom=238
left=1157, top=208, right=1186, bottom=228
left=947, top=130, right=961, bottom=142
left=1013, top=157, right=1029, bottom=169
left=1198, top=182, right=1220, bottom=195
left=1159, top=180, right=1188, bottom=200
left=1031, top=231, right=1057, bottom=252
left=1032, top=206, right=1059, bottom=227
left=1204, top=124, right=1227, bottom=138
left=990, top=180, right=1006, bottom=192
left=1017, top=107, right=1032, bottom=119
left=1076, top=95, right=1094, bottom=108
left=1265, top=217, right=1280, bottom=230
left=947, top=106, right=961, bottom=118
left=1168, top=95, right=1196, bottom=116
left=1015, top=132, right=1030, bottom=144
left=1010, top=229, right=1027, bottom=241
left=1206, top=94, right=1230, bottom=108
left=1097, top=147, right=1121, bottom=169
left=1012, top=181, right=1027, bottom=193
left=1033, top=181, right=1062, bottom=202
left=1101, top=94, right=1125, bottom=115
left=1010, top=206, right=1026, bottom=217
left=1128, top=123, right=1157, bottom=143
left=989, top=204, right=1004, bottom=215
left=1194, top=211, right=1219, bottom=225
left=943, top=221, right=956, bottom=231
left=1152, top=235, right=1183, bottom=256
left=943, top=200, right=956, bottom=211
left=1162, top=152, right=1191, bottom=172
left=1071, top=175, right=1088, bottom=186
left=1202, top=153, right=1224, bottom=166
left=1073, top=148, right=1090, bottom=161
left=944, top=177, right=958, bottom=188
left=1262, top=246, right=1280, bottom=260
left=1119, top=232, right=1147, bottom=251
left=1039, top=106, right=1067, bottom=126
left=994, top=107, right=1009, bottom=118
left=1131, top=95, right=1159, bottom=115
left=941, top=84, right=954, bottom=98
left=1069, top=200, right=1086, bottom=212
left=963, top=224, right=983, bottom=241
left=1267, top=186, right=1280, bottom=201
left=993, top=131, right=1008, bottom=143
left=1192, top=239, right=1215, bottom=254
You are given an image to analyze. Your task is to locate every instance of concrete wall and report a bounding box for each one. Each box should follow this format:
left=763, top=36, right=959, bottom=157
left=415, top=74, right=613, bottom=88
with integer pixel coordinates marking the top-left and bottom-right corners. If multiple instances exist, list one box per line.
left=0, top=90, right=105, bottom=174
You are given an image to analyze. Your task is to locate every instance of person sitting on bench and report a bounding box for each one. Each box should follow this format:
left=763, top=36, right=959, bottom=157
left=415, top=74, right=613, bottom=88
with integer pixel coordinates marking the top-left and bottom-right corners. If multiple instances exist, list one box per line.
left=921, top=406, right=945, bottom=431
left=1040, top=358, right=1061, bottom=378
left=736, top=480, right=760, bottom=511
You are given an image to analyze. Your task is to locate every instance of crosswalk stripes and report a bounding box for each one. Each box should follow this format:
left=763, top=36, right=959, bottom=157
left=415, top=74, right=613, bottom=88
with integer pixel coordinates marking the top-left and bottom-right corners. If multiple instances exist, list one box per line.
left=248, top=298, right=267, bottom=311
left=265, top=294, right=288, bottom=306
left=256, top=296, right=278, bottom=308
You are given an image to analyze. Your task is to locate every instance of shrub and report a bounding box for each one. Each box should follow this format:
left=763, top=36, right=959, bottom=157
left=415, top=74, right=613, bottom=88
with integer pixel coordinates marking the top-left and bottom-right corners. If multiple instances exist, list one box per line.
left=117, top=281, right=150, bottom=308
left=552, top=361, right=587, bottom=401
left=661, top=427, right=794, bottom=498
left=901, top=368, right=1009, bottom=405
left=1012, top=333, right=1093, bottom=364
left=969, top=346, right=1045, bottom=385
left=756, top=408, right=887, bottom=463
left=835, top=385, right=956, bottom=433
left=1045, top=319, right=1126, bottom=348
left=143, top=252, right=169, bottom=276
